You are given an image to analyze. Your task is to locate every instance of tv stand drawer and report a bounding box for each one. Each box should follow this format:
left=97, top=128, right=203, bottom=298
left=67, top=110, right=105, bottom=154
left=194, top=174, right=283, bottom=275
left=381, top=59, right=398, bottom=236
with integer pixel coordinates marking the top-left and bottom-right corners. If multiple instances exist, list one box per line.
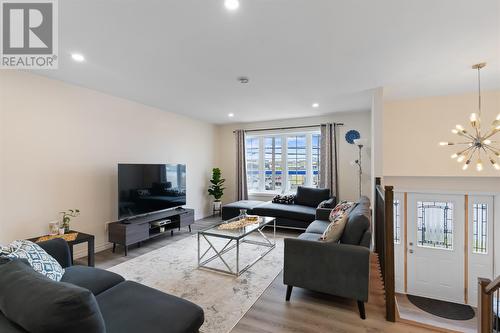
left=179, top=210, right=195, bottom=227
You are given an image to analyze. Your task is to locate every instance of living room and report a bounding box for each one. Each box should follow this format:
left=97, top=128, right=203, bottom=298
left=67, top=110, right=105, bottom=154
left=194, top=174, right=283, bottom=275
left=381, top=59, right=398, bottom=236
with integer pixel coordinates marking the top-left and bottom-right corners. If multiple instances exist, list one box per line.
left=1, top=1, right=499, bottom=333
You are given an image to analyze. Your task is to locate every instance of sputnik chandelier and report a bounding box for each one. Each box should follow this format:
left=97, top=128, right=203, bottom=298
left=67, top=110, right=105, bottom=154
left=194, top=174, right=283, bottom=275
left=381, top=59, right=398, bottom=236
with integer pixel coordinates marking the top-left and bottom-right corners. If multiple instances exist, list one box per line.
left=440, top=63, right=500, bottom=171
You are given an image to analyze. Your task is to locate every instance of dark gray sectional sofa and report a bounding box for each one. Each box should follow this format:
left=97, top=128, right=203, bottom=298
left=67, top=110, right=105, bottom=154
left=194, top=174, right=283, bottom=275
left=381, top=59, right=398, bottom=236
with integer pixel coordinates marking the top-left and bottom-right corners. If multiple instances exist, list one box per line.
left=0, top=238, right=204, bottom=333
left=283, top=196, right=372, bottom=319
left=222, top=186, right=336, bottom=229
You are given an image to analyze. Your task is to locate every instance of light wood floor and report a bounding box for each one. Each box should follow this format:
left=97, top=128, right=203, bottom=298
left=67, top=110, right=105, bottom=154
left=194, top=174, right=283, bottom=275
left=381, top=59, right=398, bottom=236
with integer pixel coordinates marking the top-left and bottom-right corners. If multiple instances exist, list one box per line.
left=82, top=217, right=437, bottom=333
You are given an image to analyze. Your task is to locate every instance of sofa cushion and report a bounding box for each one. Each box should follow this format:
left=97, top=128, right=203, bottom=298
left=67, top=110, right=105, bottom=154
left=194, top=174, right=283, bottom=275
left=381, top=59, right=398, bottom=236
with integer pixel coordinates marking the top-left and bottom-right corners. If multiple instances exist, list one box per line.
left=297, top=232, right=322, bottom=241
left=97, top=281, right=204, bottom=333
left=221, top=200, right=265, bottom=220
left=295, top=186, right=330, bottom=208
left=0, top=259, right=105, bottom=333
left=252, top=202, right=316, bottom=222
left=340, top=196, right=371, bottom=246
left=62, top=265, right=125, bottom=295
left=0, top=313, right=27, bottom=333
left=305, top=220, right=330, bottom=234
left=0, top=240, right=65, bottom=281
left=321, top=213, right=348, bottom=242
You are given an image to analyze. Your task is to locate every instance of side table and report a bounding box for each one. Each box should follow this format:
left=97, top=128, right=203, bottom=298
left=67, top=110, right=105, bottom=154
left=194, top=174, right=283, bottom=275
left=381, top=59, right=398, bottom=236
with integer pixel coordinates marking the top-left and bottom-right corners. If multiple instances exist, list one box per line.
left=29, top=230, right=95, bottom=267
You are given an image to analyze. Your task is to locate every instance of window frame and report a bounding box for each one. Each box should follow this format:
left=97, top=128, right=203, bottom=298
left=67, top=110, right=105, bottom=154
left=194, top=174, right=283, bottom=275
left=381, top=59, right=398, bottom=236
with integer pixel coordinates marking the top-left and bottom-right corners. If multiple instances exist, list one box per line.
left=245, top=129, right=321, bottom=195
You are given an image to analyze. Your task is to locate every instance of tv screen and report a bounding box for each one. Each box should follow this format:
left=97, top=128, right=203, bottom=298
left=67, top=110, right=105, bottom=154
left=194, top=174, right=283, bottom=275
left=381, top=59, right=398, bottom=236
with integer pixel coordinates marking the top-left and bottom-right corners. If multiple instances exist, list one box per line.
left=118, top=164, right=186, bottom=219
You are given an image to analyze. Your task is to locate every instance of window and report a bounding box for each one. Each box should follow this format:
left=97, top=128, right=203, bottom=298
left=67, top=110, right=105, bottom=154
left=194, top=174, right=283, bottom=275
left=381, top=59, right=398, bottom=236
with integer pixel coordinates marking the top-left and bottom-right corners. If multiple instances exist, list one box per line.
left=417, top=201, right=454, bottom=249
left=245, top=130, right=321, bottom=193
left=246, top=137, right=260, bottom=192
left=287, top=135, right=307, bottom=190
left=472, top=203, right=488, bottom=254
left=264, top=137, right=282, bottom=191
left=394, top=200, right=401, bottom=244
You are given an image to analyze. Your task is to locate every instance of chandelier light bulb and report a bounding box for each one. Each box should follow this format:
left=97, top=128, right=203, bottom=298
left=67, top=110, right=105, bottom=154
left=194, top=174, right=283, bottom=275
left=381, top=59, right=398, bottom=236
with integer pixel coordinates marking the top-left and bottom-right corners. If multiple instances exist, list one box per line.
left=457, top=155, right=465, bottom=162
left=451, top=153, right=458, bottom=159
left=451, top=129, right=458, bottom=134
left=462, top=163, right=469, bottom=170
left=484, top=139, right=492, bottom=145
left=439, top=142, right=453, bottom=146
left=456, top=124, right=464, bottom=130
left=494, top=163, right=500, bottom=170
left=476, top=160, right=483, bottom=171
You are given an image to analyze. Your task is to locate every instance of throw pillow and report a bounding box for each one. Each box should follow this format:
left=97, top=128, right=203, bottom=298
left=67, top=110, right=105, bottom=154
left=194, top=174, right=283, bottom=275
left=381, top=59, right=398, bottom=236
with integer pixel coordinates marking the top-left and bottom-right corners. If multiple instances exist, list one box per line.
left=321, top=213, right=349, bottom=242
left=0, top=259, right=105, bottom=333
left=328, top=201, right=355, bottom=222
left=318, top=198, right=336, bottom=209
left=0, top=240, right=65, bottom=281
left=272, top=194, right=295, bottom=204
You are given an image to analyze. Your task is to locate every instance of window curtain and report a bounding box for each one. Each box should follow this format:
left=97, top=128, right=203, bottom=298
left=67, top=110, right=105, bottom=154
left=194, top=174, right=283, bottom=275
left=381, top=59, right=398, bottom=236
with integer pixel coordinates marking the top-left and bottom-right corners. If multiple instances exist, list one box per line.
left=235, top=129, right=248, bottom=200
left=319, top=123, right=338, bottom=199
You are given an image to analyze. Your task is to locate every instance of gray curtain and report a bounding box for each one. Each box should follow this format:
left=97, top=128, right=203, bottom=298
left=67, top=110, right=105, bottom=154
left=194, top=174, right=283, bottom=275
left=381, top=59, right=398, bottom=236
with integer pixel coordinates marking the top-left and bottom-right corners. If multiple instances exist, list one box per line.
left=320, top=123, right=338, bottom=199
left=235, top=129, right=248, bottom=200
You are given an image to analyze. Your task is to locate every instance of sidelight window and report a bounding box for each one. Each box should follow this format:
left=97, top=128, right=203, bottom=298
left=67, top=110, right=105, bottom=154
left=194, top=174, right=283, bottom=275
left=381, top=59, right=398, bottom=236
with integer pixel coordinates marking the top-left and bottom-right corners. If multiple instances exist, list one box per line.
left=472, top=203, right=488, bottom=254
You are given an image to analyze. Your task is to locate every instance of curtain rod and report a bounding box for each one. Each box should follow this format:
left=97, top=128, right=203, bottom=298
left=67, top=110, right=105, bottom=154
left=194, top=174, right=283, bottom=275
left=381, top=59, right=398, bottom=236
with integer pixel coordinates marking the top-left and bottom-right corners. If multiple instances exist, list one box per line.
left=233, top=123, right=344, bottom=133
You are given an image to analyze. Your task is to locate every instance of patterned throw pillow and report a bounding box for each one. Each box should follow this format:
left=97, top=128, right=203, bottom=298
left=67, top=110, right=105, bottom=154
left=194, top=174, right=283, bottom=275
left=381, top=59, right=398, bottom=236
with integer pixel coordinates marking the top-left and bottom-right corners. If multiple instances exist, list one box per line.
left=321, top=213, right=349, bottom=242
left=328, top=201, right=356, bottom=222
left=272, top=194, right=295, bottom=205
left=0, top=240, right=65, bottom=281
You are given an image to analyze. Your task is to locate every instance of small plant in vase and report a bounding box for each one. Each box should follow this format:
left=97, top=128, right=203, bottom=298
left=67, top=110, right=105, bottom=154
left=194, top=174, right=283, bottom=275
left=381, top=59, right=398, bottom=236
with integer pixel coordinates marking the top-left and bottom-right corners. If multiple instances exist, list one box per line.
left=60, top=209, right=80, bottom=233
left=208, top=168, right=225, bottom=213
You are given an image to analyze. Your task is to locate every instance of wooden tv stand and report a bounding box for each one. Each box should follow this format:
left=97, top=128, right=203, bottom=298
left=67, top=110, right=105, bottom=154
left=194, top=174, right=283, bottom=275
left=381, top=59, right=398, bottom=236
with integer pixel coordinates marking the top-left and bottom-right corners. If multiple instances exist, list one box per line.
left=108, top=208, right=194, bottom=256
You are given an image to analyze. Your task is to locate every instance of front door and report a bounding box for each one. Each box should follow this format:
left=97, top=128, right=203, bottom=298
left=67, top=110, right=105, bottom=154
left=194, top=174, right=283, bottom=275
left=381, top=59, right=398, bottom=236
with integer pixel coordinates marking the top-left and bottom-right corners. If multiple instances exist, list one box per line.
left=407, top=193, right=465, bottom=304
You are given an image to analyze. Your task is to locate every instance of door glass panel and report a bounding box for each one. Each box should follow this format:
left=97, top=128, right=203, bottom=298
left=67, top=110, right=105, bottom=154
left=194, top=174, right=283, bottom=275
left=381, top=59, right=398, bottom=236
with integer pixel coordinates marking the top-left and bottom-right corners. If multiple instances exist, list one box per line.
left=472, top=203, right=488, bottom=254
left=417, top=201, right=453, bottom=250
left=394, top=200, right=401, bottom=244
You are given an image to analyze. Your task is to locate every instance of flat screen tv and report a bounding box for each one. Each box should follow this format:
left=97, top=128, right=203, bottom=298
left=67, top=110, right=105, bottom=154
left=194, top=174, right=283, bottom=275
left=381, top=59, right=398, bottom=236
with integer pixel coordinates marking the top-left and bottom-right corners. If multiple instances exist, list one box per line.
left=118, top=163, right=186, bottom=219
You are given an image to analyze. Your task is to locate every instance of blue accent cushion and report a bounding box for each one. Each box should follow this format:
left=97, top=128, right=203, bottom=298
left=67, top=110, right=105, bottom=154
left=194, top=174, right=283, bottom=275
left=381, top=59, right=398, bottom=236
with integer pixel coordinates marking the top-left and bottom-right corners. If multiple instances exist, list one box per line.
left=0, top=240, right=65, bottom=281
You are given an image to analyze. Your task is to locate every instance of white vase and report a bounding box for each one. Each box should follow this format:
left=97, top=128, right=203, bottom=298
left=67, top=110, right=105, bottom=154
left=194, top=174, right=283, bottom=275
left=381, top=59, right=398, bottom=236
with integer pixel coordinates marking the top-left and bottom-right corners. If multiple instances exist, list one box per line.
left=58, top=228, right=65, bottom=235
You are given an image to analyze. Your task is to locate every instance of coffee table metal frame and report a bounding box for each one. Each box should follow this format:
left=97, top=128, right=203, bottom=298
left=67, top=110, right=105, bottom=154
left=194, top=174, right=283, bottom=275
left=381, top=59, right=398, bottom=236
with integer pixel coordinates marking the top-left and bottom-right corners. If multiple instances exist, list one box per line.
left=197, top=217, right=276, bottom=276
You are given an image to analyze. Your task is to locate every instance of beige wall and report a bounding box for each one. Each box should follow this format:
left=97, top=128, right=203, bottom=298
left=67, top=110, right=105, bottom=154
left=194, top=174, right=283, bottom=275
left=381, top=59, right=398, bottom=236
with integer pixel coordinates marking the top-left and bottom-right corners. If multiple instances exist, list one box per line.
left=384, top=91, right=500, bottom=177
left=215, top=111, right=372, bottom=204
left=0, top=71, right=216, bottom=253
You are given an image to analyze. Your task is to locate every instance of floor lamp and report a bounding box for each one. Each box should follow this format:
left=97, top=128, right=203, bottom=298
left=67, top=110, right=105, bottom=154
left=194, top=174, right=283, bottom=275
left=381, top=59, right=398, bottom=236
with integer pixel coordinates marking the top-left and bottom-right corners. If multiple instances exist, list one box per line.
left=352, top=139, right=368, bottom=198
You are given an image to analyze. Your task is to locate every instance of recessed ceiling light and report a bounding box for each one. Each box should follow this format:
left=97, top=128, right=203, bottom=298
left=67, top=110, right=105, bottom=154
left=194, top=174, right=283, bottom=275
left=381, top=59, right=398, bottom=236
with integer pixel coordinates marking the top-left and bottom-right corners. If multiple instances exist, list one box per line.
left=312, top=103, right=319, bottom=108
left=224, top=0, right=239, bottom=11
left=228, top=113, right=235, bottom=117
left=238, top=76, right=249, bottom=84
left=71, top=53, right=85, bottom=62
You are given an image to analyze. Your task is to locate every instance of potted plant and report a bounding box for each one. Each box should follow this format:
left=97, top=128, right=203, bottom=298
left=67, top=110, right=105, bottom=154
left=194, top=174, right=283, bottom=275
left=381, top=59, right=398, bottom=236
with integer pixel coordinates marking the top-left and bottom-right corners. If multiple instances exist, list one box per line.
left=60, top=209, right=80, bottom=233
left=208, top=168, right=225, bottom=212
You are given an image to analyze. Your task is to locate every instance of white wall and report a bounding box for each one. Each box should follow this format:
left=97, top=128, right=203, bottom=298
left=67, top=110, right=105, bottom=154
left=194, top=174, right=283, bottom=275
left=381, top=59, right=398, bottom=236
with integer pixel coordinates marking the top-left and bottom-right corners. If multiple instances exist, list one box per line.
left=0, top=71, right=216, bottom=254
left=215, top=111, right=372, bottom=204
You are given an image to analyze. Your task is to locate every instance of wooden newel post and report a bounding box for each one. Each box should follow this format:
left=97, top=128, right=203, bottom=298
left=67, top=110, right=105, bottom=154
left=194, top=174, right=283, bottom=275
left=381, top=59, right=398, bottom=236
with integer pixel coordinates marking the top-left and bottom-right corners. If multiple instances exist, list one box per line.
left=384, top=185, right=395, bottom=322
left=478, top=278, right=492, bottom=333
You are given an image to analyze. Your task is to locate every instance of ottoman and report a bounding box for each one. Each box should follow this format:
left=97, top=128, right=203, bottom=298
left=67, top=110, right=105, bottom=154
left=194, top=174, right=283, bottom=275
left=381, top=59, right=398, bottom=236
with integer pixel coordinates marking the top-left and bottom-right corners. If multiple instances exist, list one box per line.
left=221, top=200, right=266, bottom=220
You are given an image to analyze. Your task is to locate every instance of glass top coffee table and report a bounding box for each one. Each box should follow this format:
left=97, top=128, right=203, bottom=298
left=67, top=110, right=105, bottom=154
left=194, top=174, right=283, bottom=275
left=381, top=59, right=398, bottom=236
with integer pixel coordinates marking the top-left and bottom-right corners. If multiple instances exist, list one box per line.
left=197, top=216, right=276, bottom=276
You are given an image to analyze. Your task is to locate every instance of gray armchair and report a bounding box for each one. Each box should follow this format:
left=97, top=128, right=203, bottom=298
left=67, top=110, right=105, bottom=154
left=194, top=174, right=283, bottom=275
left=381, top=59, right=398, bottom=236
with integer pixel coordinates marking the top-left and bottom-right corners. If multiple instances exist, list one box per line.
left=283, top=197, right=372, bottom=319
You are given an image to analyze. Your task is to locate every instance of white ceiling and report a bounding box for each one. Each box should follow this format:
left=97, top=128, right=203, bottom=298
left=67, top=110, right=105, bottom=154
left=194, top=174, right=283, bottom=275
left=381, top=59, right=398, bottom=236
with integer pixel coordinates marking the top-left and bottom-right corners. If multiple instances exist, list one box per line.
left=35, top=0, right=500, bottom=124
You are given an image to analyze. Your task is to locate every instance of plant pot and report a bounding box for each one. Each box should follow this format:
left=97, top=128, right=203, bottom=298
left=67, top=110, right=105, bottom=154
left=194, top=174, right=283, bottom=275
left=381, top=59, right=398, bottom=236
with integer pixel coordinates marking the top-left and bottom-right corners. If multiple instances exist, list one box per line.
left=213, top=201, right=222, bottom=210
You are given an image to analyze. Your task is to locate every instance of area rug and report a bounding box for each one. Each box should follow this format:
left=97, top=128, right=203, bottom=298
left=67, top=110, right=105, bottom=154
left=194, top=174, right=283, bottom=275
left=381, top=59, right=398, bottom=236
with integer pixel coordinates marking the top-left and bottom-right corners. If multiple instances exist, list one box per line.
left=108, top=234, right=284, bottom=333
left=407, top=294, right=475, bottom=320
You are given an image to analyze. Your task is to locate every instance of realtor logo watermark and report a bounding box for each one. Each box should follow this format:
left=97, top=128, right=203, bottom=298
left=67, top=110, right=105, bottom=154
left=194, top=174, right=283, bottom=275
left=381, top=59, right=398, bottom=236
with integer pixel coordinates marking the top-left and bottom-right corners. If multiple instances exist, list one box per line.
left=1, top=0, right=58, bottom=69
